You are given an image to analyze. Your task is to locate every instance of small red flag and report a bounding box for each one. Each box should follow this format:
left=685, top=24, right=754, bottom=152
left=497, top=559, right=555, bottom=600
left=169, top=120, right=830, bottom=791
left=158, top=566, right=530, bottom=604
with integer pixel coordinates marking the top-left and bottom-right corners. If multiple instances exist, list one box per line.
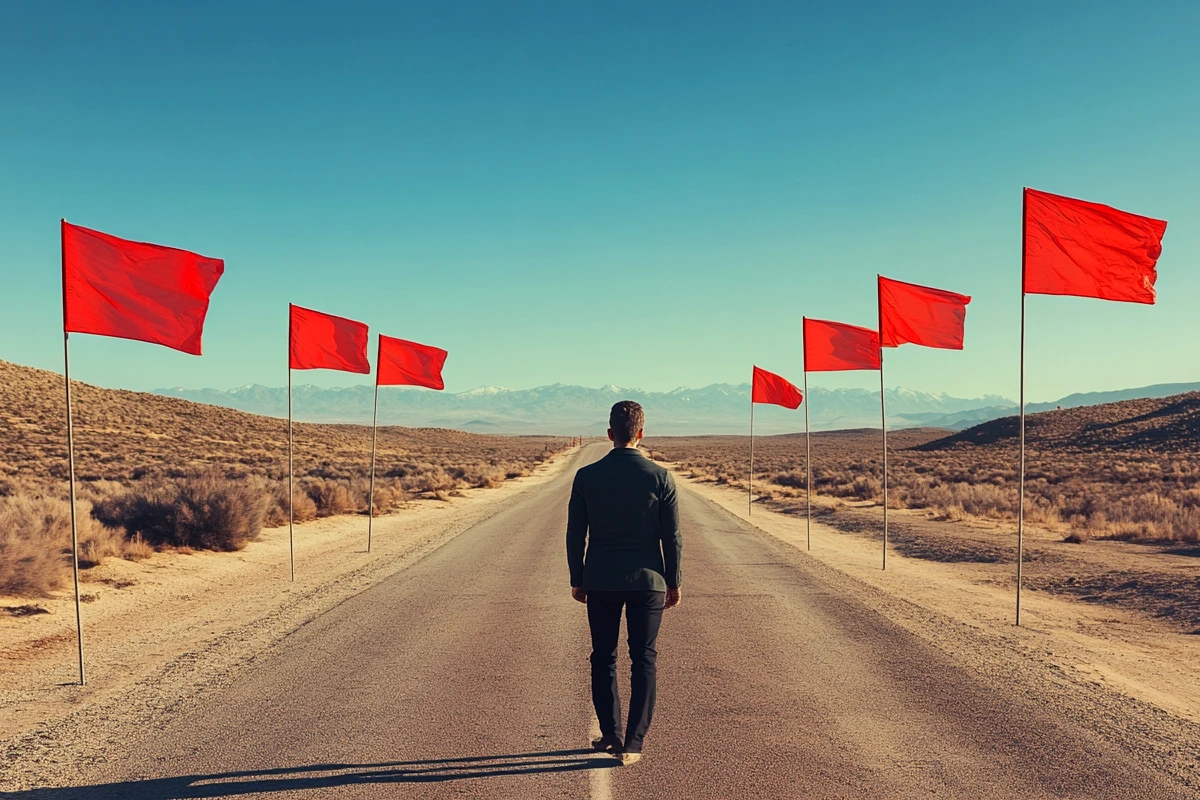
left=1024, top=188, right=1167, bottom=304
left=377, top=335, right=448, bottom=389
left=752, top=366, right=802, bottom=409
left=879, top=276, right=970, bottom=350
left=62, top=221, right=224, bottom=355
left=803, top=317, right=881, bottom=372
left=289, top=304, right=370, bottom=373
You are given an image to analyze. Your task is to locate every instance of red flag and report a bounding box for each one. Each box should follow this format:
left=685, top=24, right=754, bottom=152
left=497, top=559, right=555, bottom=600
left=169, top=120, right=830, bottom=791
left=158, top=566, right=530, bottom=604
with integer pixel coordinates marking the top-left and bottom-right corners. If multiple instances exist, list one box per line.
left=289, top=304, right=370, bottom=373
left=1024, top=188, right=1167, bottom=304
left=803, top=318, right=880, bottom=372
left=62, top=221, right=224, bottom=355
left=878, top=276, right=970, bottom=350
left=752, top=366, right=802, bottom=409
left=377, top=335, right=448, bottom=389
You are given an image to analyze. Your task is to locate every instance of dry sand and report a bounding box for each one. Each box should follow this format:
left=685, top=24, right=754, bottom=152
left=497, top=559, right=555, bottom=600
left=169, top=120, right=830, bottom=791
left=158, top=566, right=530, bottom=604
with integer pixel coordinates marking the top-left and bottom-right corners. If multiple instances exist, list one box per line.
left=0, top=449, right=575, bottom=768
left=680, top=471, right=1200, bottom=729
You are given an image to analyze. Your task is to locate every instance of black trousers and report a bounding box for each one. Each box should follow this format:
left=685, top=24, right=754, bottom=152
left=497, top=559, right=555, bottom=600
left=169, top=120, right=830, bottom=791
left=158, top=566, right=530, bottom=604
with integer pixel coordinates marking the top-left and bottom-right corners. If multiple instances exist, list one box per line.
left=586, top=589, right=665, bottom=753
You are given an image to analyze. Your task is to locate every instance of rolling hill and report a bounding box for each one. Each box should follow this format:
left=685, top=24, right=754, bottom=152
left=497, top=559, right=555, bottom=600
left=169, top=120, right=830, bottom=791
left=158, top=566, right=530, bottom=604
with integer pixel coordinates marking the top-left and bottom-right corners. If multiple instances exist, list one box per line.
left=920, top=392, right=1200, bottom=452
left=0, top=359, right=565, bottom=488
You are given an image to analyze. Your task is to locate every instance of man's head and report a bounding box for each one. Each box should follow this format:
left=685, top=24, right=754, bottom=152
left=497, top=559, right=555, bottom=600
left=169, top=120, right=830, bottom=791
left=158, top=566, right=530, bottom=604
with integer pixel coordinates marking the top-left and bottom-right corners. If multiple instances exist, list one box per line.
left=608, top=400, right=645, bottom=448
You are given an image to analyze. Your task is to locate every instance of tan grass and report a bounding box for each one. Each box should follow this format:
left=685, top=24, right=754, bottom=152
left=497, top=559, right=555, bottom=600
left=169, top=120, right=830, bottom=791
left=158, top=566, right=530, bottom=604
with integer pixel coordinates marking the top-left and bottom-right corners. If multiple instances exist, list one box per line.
left=0, top=494, right=126, bottom=596
left=0, top=359, right=571, bottom=596
left=647, top=420, right=1200, bottom=544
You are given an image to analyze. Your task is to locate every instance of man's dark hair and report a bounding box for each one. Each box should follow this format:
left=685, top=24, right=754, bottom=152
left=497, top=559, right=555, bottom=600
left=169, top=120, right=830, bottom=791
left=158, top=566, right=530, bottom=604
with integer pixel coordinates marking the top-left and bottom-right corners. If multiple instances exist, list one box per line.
left=609, top=400, right=645, bottom=445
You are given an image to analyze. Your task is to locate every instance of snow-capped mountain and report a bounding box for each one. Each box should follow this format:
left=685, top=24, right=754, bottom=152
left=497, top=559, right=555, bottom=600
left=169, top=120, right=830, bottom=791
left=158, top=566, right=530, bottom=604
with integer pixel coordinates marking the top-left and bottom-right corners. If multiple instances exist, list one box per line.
left=154, top=382, right=1016, bottom=435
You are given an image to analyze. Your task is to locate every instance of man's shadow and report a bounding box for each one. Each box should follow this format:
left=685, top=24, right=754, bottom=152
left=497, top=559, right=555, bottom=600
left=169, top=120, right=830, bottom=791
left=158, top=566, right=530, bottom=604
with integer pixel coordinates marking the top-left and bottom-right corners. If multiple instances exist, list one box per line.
left=5, top=748, right=617, bottom=799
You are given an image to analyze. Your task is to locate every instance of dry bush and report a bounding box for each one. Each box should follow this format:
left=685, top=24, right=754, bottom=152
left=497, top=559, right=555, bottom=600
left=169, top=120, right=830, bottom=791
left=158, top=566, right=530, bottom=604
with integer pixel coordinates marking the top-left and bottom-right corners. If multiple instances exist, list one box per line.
left=94, top=474, right=266, bottom=552
left=260, top=482, right=318, bottom=527
left=0, top=358, right=571, bottom=595
left=304, top=479, right=356, bottom=518
left=405, top=465, right=457, bottom=495
left=646, top=425, right=1200, bottom=544
left=0, top=494, right=123, bottom=596
left=77, top=519, right=129, bottom=567
left=366, top=479, right=406, bottom=514
left=123, top=534, right=154, bottom=561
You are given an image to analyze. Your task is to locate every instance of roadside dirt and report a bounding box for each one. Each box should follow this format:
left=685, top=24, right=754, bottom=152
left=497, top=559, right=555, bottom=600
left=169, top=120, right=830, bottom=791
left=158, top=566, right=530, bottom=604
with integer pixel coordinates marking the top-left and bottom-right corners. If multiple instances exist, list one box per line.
left=677, top=470, right=1200, bottom=731
left=0, top=449, right=575, bottom=759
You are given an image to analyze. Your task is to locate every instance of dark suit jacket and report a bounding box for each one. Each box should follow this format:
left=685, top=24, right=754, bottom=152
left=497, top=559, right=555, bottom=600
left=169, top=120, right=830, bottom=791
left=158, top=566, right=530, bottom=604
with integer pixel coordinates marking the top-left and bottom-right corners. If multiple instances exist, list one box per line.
left=566, top=447, right=682, bottom=592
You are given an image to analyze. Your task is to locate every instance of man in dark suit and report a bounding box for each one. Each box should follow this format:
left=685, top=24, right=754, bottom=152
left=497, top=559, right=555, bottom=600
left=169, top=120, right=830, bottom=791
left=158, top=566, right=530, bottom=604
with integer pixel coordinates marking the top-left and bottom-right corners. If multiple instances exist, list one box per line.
left=566, top=400, right=682, bottom=766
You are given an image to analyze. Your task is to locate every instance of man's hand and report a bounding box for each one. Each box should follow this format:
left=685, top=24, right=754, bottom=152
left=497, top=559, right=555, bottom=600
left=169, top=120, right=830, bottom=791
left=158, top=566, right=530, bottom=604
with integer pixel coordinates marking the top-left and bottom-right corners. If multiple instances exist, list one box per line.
left=665, top=587, right=681, bottom=609
left=571, top=587, right=587, bottom=604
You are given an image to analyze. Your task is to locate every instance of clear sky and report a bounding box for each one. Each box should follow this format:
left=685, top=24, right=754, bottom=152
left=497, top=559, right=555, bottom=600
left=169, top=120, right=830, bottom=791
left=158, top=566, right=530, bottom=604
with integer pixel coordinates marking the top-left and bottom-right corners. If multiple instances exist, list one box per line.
left=2, top=1, right=1197, bottom=402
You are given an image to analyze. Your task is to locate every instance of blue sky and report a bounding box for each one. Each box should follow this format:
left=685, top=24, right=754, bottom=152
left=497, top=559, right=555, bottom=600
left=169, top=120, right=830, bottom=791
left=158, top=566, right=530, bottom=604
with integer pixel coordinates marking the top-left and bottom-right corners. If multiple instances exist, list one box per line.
left=2, top=1, right=1197, bottom=402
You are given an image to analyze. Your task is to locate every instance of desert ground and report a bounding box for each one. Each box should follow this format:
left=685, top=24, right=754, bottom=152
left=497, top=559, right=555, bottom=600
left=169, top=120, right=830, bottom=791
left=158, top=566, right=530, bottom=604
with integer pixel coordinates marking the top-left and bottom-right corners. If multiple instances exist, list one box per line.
left=0, top=359, right=569, bottom=599
left=1, top=443, right=1197, bottom=798
left=3, top=374, right=1200, bottom=797
left=644, top=396, right=1200, bottom=636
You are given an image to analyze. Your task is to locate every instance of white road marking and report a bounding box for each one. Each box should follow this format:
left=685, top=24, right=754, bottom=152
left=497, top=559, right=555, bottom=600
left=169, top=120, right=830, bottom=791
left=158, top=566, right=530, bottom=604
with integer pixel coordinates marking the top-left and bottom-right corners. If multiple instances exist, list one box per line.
left=589, top=718, right=614, bottom=800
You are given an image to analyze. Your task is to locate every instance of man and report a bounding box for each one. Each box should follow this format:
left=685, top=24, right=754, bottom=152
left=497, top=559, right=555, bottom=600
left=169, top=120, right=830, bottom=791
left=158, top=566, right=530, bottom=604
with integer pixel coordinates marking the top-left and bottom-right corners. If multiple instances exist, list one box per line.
left=566, top=400, right=682, bottom=766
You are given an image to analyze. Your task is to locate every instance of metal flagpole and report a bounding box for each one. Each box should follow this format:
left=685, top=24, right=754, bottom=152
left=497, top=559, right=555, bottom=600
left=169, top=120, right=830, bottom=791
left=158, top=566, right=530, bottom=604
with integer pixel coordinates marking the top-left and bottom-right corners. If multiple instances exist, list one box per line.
left=880, top=351, right=888, bottom=571
left=804, top=370, right=811, bottom=551
left=1017, top=189, right=1028, bottom=626
left=288, top=315, right=295, bottom=582
left=748, top=392, right=755, bottom=515
left=61, top=221, right=85, bottom=686
left=63, top=338, right=85, bottom=685
left=367, top=344, right=380, bottom=553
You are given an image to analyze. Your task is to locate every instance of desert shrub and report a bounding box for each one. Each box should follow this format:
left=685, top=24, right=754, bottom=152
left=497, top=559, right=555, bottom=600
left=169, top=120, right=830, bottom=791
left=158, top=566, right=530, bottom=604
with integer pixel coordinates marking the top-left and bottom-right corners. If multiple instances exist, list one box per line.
left=305, top=479, right=355, bottom=517
left=123, top=533, right=154, bottom=561
left=94, top=474, right=266, bottom=551
left=0, top=494, right=124, bottom=597
left=465, top=466, right=506, bottom=489
left=367, top=479, right=406, bottom=514
left=407, top=466, right=457, bottom=495
left=77, top=520, right=128, bottom=567
left=771, top=471, right=808, bottom=489
left=261, top=481, right=318, bottom=526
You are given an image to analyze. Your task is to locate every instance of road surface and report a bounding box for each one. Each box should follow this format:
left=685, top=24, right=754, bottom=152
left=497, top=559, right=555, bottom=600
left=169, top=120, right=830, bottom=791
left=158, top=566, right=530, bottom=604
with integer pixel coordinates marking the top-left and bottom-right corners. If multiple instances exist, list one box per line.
left=13, top=445, right=1193, bottom=799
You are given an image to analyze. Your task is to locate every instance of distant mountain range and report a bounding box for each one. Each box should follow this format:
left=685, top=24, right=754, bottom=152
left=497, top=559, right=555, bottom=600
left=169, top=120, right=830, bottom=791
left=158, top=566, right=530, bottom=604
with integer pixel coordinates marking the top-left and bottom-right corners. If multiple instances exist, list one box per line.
left=153, top=380, right=1200, bottom=436
left=149, top=381, right=991, bottom=435
left=153, top=379, right=1200, bottom=436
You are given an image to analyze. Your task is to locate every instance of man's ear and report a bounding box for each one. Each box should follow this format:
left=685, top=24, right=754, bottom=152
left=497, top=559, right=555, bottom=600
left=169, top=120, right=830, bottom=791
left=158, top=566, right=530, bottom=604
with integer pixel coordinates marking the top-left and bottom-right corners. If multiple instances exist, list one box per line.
left=607, top=429, right=614, bottom=442
left=636, top=429, right=644, bottom=442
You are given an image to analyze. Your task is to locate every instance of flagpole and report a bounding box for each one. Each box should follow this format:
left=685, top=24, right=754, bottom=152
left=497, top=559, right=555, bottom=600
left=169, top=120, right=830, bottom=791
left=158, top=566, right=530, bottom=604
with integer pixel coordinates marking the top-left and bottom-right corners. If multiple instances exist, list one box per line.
left=367, top=358, right=380, bottom=553
left=804, top=370, right=811, bottom=551
left=63, top=340, right=85, bottom=685
left=880, top=350, right=888, bottom=571
left=60, top=220, right=85, bottom=686
left=748, top=392, right=755, bottom=515
left=1017, top=189, right=1028, bottom=626
left=288, top=312, right=295, bottom=582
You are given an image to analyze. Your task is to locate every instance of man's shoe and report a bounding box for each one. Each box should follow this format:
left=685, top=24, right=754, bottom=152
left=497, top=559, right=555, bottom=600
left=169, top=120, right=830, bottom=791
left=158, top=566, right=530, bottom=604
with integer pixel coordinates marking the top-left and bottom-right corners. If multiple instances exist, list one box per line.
left=616, top=751, right=642, bottom=767
left=591, top=736, right=622, bottom=753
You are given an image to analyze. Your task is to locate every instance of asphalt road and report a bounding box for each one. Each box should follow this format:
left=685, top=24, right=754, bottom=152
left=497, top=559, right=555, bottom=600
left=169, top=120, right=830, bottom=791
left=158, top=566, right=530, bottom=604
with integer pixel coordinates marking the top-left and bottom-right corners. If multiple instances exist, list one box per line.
left=15, top=445, right=1193, bottom=799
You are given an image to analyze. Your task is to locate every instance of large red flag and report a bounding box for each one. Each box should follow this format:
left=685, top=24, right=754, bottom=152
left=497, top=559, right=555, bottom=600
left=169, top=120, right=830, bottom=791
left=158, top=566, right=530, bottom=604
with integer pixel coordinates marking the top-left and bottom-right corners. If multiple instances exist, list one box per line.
left=1023, top=188, right=1166, bottom=304
left=803, top=318, right=880, bottom=372
left=62, top=221, right=224, bottom=355
left=289, top=304, right=370, bottom=373
left=752, top=366, right=802, bottom=409
left=377, top=335, right=448, bottom=389
left=879, top=276, right=970, bottom=350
